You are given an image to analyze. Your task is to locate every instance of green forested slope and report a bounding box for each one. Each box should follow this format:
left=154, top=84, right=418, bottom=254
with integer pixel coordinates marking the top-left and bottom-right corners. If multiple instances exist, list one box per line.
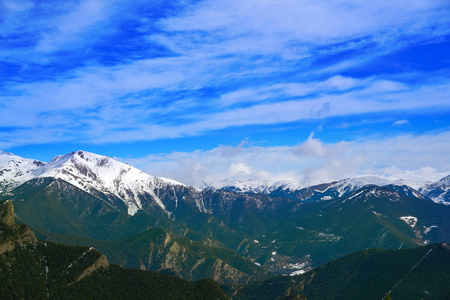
left=0, top=200, right=229, bottom=299
left=232, top=243, right=450, bottom=300
left=36, top=227, right=270, bottom=284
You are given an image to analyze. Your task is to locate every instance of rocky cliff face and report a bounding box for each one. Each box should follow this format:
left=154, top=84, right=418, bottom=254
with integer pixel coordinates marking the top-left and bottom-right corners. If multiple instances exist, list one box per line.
left=73, top=254, right=109, bottom=283
left=0, top=200, right=108, bottom=285
left=0, top=200, right=15, bottom=227
left=67, top=225, right=269, bottom=285
left=0, top=200, right=38, bottom=254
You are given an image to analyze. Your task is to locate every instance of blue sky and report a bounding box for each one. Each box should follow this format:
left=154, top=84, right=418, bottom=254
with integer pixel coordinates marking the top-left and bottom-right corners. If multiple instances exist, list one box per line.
left=1, top=0, right=450, bottom=187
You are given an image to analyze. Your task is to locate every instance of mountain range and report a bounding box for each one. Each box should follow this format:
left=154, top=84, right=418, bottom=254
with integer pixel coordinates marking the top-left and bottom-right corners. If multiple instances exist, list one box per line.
left=0, top=149, right=449, bottom=285
left=1, top=149, right=449, bottom=208
left=3, top=197, right=448, bottom=299
left=208, top=175, right=450, bottom=206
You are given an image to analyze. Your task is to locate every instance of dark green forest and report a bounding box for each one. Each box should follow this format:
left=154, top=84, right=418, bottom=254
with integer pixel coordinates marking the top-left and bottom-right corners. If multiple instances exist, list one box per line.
left=0, top=200, right=229, bottom=300
left=230, top=244, right=450, bottom=300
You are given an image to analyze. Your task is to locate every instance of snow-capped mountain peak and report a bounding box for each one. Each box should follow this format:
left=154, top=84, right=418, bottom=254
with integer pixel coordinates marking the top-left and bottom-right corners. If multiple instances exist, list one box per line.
left=324, top=176, right=399, bottom=197
left=419, top=175, right=450, bottom=205
left=203, top=178, right=281, bottom=194
left=1, top=150, right=191, bottom=216
left=34, top=150, right=185, bottom=215
left=0, top=150, right=16, bottom=166
left=0, top=151, right=45, bottom=192
left=211, top=176, right=398, bottom=196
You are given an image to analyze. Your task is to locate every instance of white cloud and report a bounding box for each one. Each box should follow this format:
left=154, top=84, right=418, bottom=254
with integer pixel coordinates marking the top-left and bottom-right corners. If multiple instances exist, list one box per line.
left=1, top=70, right=449, bottom=147
left=36, top=0, right=115, bottom=52
left=121, top=131, right=450, bottom=188
left=218, top=75, right=363, bottom=107
left=292, top=133, right=348, bottom=157
left=1, top=0, right=449, bottom=152
left=228, top=163, right=253, bottom=176
left=393, top=120, right=409, bottom=125
left=157, top=0, right=450, bottom=57
left=2, top=0, right=32, bottom=11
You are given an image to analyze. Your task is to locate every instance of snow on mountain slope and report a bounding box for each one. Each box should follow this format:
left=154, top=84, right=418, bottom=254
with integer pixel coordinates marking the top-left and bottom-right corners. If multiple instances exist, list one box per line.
left=0, top=151, right=45, bottom=193
left=203, top=178, right=289, bottom=194
left=320, top=176, right=406, bottom=197
left=0, top=150, right=17, bottom=168
left=2, top=149, right=447, bottom=213
left=419, top=175, right=450, bottom=205
left=266, top=177, right=380, bottom=202
left=33, top=150, right=186, bottom=215
left=210, top=176, right=401, bottom=196
left=221, top=175, right=428, bottom=204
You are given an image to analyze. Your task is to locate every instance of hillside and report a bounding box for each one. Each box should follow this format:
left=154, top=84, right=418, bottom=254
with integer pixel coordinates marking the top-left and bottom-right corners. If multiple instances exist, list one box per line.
left=231, top=243, right=450, bottom=300
left=36, top=227, right=270, bottom=284
left=0, top=200, right=229, bottom=299
left=257, top=185, right=450, bottom=267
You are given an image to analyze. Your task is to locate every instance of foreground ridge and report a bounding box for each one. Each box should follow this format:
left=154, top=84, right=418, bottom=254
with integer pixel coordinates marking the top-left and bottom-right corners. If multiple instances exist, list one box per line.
left=0, top=200, right=229, bottom=300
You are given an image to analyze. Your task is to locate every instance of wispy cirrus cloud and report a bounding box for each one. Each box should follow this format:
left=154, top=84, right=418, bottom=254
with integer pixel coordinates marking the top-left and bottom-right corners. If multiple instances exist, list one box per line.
left=156, top=0, right=449, bottom=55
left=35, top=0, right=116, bottom=52
left=393, top=120, right=409, bottom=125
left=1, top=70, right=450, bottom=147
left=1, top=0, right=450, bottom=168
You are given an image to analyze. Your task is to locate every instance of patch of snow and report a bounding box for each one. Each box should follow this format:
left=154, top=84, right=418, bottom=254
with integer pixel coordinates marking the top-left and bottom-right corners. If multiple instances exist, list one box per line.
left=372, top=211, right=384, bottom=217
left=348, top=190, right=364, bottom=200
left=400, top=216, right=418, bottom=228
left=272, top=251, right=277, bottom=255
left=127, top=205, right=139, bottom=216
left=290, top=269, right=306, bottom=276
left=412, top=190, right=423, bottom=198
left=424, top=225, right=438, bottom=234
left=287, top=262, right=310, bottom=276
left=316, top=232, right=343, bottom=242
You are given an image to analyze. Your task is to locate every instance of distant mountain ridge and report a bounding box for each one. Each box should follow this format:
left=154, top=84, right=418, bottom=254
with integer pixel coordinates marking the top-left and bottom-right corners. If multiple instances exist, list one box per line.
left=419, top=175, right=450, bottom=205
left=1, top=150, right=297, bottom=220
left=210, top=175, right=449, bottom=205
left=1, top=149, right=448, bottom=206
